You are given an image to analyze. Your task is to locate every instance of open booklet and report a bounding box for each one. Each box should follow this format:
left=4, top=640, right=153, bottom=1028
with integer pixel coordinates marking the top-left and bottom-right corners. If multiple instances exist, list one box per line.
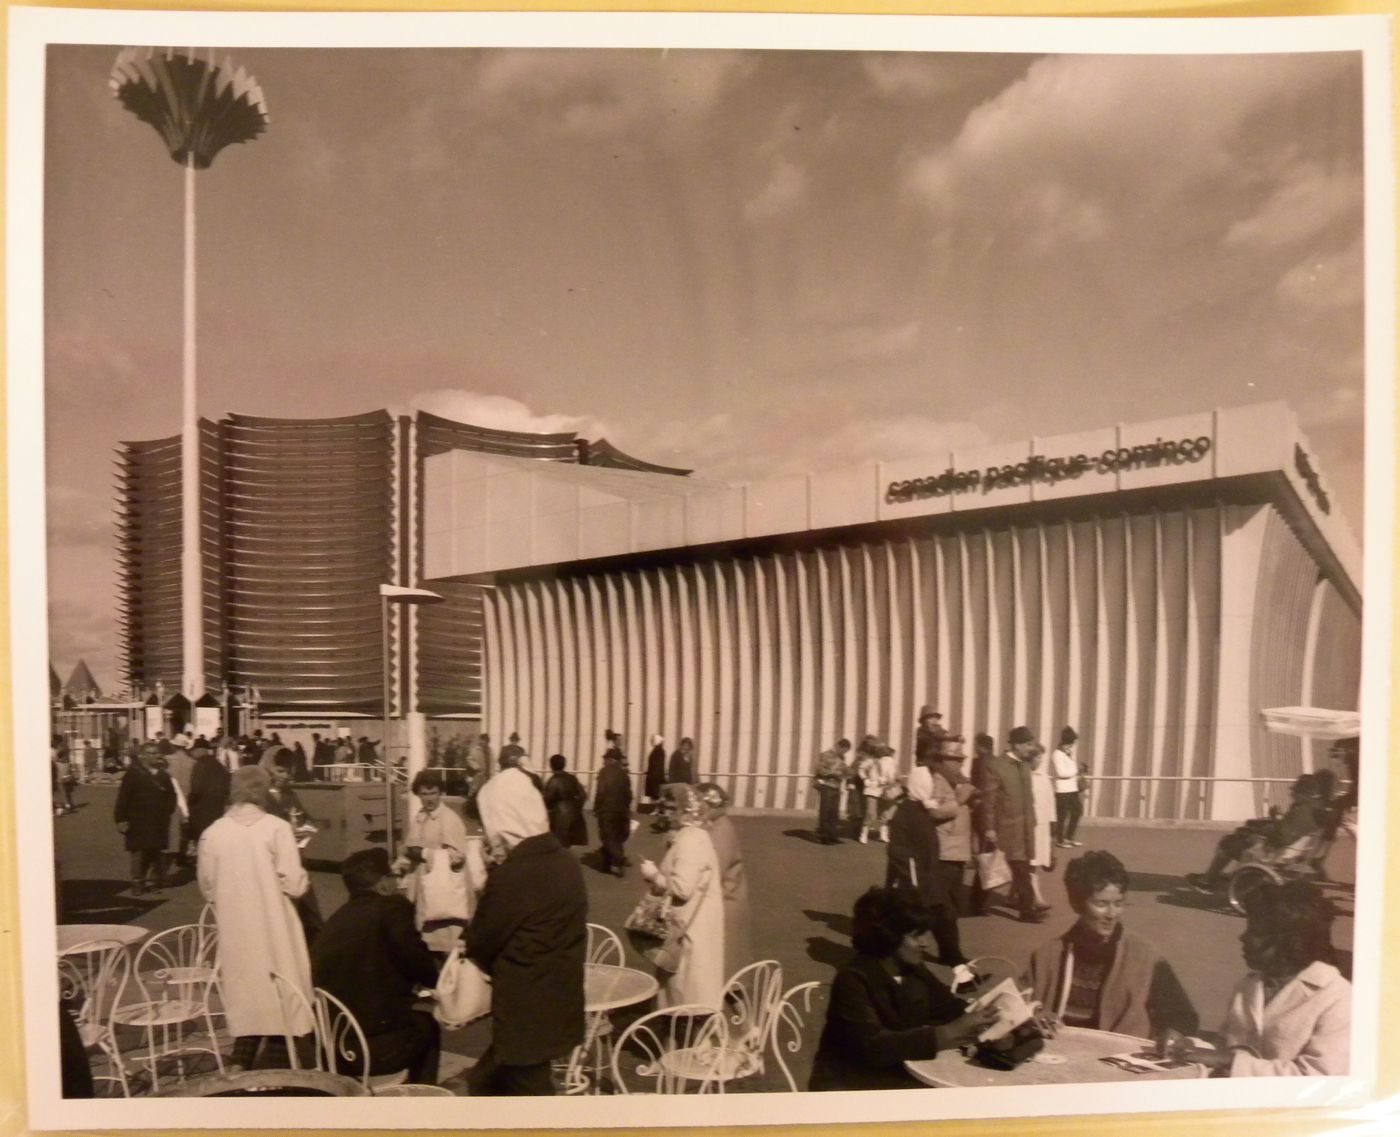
left=965, top=978, right=1036, bottom=1043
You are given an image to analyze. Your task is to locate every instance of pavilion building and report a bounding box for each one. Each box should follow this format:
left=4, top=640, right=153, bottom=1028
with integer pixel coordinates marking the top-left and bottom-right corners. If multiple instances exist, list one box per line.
left=421, top=401, right=1360, bottom=821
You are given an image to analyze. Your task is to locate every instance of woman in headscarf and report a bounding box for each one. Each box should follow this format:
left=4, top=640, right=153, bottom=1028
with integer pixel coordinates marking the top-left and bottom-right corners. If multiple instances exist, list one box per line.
left=639, top=783, right=725, bottom=1008
left=468, top=767, right=587, bottom=1096
left=643, top=733, right=667, bottom=811
left=696, top=783, right=751, bottom=981
left=197, top=766, right=314, bottom=1071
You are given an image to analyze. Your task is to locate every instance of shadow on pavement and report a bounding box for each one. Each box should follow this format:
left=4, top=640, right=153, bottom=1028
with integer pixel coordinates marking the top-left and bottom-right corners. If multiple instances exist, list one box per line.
left=782, top=828, right=826, bottom=845
left=1127, top=871, right=1189, bottom=893
left=58, top=878, right=162, bottom=924
left=805, top=935, right=852, bottom=969
left=1154, top=888, right=1238, bottom=916
left=802, top=909, right=853, bottom=937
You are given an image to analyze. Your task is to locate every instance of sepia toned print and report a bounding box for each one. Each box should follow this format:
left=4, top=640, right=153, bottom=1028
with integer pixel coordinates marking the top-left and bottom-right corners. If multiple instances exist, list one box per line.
left=12, top=8, right=1392, bottom=1131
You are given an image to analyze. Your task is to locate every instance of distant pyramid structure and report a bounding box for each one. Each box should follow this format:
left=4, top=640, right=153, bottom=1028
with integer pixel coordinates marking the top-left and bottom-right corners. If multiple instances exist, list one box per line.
left=49, top=665, right=61, bottom=702
left=63, top=660, right=102, bottom=704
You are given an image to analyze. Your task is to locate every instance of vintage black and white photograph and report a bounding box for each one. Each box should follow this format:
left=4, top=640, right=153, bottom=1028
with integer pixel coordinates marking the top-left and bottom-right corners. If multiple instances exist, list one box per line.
left=10, top=7, right=1393, bottom=1130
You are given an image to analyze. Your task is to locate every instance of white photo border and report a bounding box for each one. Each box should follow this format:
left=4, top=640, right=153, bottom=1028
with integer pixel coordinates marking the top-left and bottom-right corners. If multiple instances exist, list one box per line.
left=8, top=6, right=1395, bottom=1131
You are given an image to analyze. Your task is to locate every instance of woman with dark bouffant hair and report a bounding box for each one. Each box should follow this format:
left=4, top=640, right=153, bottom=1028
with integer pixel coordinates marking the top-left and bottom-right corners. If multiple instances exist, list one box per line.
left=1161, top=879, right=1350, bottom=1076
left=1024, top=851, right=1197, bottom=1040
left=808, top=887, right=997, bottom=1091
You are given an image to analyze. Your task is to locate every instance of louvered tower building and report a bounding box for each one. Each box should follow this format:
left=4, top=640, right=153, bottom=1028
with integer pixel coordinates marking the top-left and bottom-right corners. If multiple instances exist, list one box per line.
left=115, top=409, right=686, bottom=733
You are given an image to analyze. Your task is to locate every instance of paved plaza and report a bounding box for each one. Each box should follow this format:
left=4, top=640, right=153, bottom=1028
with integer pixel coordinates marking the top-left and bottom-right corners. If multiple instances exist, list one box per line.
left=51, top=784, right=1354, bottom=1093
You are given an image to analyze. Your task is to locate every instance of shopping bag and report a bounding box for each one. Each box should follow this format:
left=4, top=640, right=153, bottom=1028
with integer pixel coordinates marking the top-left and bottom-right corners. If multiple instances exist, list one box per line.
left=418, top=848, right=470, bottom=924
left=644, top=934, right=685, bottom=974
left=623, top=891, right=674, bottom=941
left=433, top=944, right=491, bottom=1029
left=975, top=849, right=1013, bottom=892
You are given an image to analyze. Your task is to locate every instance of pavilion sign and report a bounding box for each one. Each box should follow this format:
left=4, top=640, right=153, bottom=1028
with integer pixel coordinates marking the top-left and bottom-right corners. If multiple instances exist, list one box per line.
left=885, top=435, right=1213, bottom=504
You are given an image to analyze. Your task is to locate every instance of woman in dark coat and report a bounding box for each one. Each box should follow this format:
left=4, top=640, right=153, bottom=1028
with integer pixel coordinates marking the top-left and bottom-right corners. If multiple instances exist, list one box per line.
left=469, top=768, right=587, bottom=1095
left=543, top=754, right=589, bottom=847
left=667, top=737, right=696, bottom=786
left=643, top=734, right=667, bottom=805
left=885, top=789, right=967, bottom=967
left=113, top=744, right=178, bottom=893
left=809, top=887, right=996, bottom=1091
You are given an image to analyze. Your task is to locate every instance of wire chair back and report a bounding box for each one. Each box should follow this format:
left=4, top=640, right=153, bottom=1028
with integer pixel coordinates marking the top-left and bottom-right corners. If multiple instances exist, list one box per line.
left=610, top=1005, right=733, bottom=1094
left=720, top=959, right=785, bottom=1079
left=771, top=980, right=824, bottom=1092
left=585, top=923, right=624, bottom=967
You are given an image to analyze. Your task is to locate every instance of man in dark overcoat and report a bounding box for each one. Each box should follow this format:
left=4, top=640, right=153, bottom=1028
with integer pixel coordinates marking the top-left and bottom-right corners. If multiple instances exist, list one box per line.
left=468, top=768, right=586, bottom=1095
left=113, top=743, right=178, bottom=893
left=186, top=743, right=231, bottom=845
left=974, top=725, right=1043, bottom=923
left=312, top=848, right=441, bottom=1085
left=592, top=748, right=633, bottom=877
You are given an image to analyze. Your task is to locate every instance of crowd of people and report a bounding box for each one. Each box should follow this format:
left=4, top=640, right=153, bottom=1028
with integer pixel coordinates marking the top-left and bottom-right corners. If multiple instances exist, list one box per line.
left=68, top=709, right=1355, bottom=1098
left=813, top=710, right=1089, bottom=926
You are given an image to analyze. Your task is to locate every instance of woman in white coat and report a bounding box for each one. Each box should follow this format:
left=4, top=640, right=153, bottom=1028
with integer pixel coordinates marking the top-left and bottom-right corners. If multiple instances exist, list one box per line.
left=1027, top=744, right=1058, bottom=911
left=197, top=766, right=314, bottom=1071
left=640, top=784, right=725, bottom=1009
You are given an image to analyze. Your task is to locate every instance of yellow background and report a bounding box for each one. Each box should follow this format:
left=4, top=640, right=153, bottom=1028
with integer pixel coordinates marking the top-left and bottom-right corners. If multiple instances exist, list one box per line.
left=2, top=1, right=1395, bottom=1135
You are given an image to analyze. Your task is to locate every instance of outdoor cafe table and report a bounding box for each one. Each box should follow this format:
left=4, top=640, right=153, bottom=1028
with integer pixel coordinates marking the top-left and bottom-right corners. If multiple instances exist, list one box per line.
left=905, top=1028, right=1206, bottom=1088
left=584, top=963, right=659, bottom=1014
left=577, top=963, right=660, bottom=1093
left=57, top=924, right=147, bottom=956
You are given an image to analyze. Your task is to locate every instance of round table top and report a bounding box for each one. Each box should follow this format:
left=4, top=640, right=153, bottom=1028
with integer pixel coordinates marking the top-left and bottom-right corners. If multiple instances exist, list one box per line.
left=905, top=1027, right=1206, bottom=1088
left=585, top=963, right=659, bottom=1013
left=57, top=924, right=147, bottom=955
left=158, top=1068, right=370, bottom=1097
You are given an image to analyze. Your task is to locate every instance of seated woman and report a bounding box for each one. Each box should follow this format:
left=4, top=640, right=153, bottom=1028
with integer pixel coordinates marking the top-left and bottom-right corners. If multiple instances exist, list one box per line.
left=808, top=887, right=997, bottom=1091
left=1186, top=773, right=1329, bottom=892
left=1025, top=851, right=1197, bottom=1039
left=1160, top=879, right=1349, bottom=1077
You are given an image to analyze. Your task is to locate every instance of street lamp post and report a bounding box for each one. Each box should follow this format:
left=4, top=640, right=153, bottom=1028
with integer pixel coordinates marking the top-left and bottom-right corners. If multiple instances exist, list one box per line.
left=380, top=584, right=444, bottom=858
left=110, top=47, right=269, bottom=710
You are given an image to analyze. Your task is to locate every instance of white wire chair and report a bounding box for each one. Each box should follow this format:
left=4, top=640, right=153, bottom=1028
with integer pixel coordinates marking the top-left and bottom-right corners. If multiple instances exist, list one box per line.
left=558, top=924, right=629, bottom=1093
left=585, top=923, right=625, bottom=967
left=111, top=925, right=225, bottom=1092
left=770, top=980, right=824, bottom=1092
left=716, top=959, right=786, bottom=1083
left=610, top=1004, right=737, bottom=1094
left=58, top=939, right=132, bottom=1097
left=270, top=973, right=408, bottom=1092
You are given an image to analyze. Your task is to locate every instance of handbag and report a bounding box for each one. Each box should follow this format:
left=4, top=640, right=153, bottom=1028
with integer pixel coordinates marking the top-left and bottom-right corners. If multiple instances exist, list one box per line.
left=623, top=891, right=673, bottom=941
left=642, top=868, right=712, bottom=974
left=975, top=848, right=1013, bottom=892
left=418, top=848, right=470, bottom=924
left=433, top=944, right=491, bottom=1029
left=971, top=1019, right=1045, bottom=1070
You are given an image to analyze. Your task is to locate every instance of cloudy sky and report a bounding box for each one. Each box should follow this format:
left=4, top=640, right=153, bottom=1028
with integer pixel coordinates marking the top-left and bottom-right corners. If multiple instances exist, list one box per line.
left=41, top=41, right=1366, bottom=689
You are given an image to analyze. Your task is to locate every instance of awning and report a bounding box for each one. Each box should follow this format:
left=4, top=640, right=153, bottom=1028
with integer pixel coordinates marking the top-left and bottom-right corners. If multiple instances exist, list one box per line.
left=1259, top=706, right=1360, bottom=740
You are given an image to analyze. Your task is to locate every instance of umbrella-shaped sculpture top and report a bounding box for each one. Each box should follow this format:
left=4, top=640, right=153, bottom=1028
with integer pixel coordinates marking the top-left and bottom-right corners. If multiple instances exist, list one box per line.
left=110, top=46, right=269, bottom=169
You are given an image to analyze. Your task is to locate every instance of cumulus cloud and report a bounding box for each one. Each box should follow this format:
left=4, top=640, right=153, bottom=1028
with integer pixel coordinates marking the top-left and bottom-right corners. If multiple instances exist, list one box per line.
left=908, top=53, right=1356, bottom=255
left=647, top=407, right=990, bottom=484
left=47, top=597, right=120, bottom=693
left=744, top=158, right=807, bottom=223
left=47, top=485, right=113, bottom=547
left=474, top=49, right=752, bottom=137
left=1275, top=235, right=1365, bottom=311
left=861, top=53, right=1017, bottom=100
left=408, top=388, right=614, bottom=440
left=1225, top=162, right=1362, bottom=249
